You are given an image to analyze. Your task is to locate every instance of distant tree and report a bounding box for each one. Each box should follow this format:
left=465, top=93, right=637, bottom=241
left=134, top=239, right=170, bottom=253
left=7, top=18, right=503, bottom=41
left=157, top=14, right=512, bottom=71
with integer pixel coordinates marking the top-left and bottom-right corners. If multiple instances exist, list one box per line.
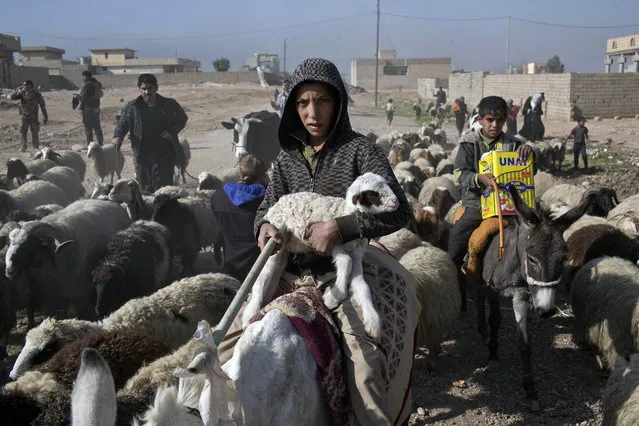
left=546, top=55, right=565, bottom=73
left=213, top=58, right=230, bottom=72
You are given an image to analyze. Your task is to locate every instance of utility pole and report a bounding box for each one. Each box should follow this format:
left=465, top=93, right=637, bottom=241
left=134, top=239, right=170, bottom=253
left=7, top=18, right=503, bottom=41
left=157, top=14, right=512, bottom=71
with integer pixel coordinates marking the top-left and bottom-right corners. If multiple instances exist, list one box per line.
left=283, top=38, right=287, bottom=74
left=506, top=16, right=511, bottom=74
left=374, top=0, right=380, bottom=108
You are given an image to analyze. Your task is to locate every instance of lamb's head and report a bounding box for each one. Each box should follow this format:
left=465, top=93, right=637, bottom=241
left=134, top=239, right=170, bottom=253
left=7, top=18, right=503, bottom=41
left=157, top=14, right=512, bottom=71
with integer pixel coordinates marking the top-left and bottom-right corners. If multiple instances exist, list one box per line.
left=6, top=158, right=29, bottom=181
left=197, top=172, right=223, bottom=191
left=583, top=186, right=619, bottom=217
left=221, top=116, right=261, bottom=158
left=35, top=147, right=60, bottom=161
left=10, top=318, right=100, bottom=380
left=108, top=179, right=138, bottom=203
left=5, top=223, right=78, bottom=281
left=92, top=263, right=125, bottom=317
left=91, top=181, right=114, bottom=200
left=87, top=142, right=103, bottom=159
left=346, top=173, right=399, bottom=214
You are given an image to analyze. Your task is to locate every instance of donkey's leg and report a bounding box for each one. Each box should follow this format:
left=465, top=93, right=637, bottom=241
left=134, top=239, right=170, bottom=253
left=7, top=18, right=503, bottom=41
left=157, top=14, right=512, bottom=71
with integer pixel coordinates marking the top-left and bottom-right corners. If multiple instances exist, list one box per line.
left=242, top=248, right=289, bottom=328
left=476, top=289, right=489, bottom=344
left=513, top=291, right=539, bottom=411
left=323, top=246, right=352, bottom=309
left=487, top=293, right=502, bottom=360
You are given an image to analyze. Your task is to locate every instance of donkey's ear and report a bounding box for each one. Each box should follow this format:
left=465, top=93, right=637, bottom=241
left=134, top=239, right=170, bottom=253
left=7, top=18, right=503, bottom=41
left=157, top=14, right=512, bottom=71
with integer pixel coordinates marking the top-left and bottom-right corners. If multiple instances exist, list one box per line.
left=508, top=184, right=540, bottom=226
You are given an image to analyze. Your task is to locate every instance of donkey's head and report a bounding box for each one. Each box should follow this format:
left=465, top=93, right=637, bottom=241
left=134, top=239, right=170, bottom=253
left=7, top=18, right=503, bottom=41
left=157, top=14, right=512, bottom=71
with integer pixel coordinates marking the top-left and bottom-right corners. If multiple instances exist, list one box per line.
left=508, top=184, right=568, bottom=318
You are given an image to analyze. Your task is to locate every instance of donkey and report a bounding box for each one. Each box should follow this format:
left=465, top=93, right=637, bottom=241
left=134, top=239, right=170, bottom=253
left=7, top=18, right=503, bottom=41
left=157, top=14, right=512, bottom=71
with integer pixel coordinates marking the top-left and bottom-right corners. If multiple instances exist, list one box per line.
left=475, top=184, right=593, bottom=411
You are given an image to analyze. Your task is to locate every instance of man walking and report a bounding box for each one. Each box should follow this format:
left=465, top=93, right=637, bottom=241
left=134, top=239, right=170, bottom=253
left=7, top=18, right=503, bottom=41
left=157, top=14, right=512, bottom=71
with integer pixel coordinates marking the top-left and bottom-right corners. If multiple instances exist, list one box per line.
left=112, top=74, right=188, bottom=193
left=270, top=79, right=291, bottom=118
left=78, top=71, right=104, bottom=146
left=10, top=80, right=48, bottom=152
left=434, top=86, right=447, bottom=108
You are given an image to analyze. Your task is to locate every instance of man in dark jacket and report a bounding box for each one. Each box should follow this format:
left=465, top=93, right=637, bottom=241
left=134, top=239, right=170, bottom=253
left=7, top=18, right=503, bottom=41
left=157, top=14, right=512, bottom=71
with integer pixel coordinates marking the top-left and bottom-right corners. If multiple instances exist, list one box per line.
left=449, top=95, right=531, bottom=310
left=112, top=73, right=188, bottom=192
left=211, top=154, right=267, bottom=281
left=217, top=58, right=412, bottom=425
left=79, top=71, right=104, bottom=146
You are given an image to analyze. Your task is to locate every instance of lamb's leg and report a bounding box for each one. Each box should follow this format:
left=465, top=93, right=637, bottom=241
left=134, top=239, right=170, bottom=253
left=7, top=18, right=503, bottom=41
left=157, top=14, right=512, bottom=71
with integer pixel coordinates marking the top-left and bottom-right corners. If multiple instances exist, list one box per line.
left=242, top=248, right=289, bottom=328
left=349, top=245, right=381, bottom=339
left=323, top=246, right=352, bottom=309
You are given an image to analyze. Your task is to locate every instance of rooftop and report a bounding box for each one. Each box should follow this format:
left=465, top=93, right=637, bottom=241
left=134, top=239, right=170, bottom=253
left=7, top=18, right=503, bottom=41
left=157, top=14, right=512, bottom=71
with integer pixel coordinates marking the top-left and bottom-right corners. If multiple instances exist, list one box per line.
left=21, top=46, right=65, bottom=54
left=353, top=57, right=452, bottom=66
left=90, top=48, right=136, bottom=53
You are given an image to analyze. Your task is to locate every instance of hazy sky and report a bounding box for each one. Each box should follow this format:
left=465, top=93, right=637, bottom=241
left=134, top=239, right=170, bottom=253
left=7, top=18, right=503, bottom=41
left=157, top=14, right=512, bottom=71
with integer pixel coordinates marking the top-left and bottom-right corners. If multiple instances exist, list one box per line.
left=5, top=0, right=639, bottom=80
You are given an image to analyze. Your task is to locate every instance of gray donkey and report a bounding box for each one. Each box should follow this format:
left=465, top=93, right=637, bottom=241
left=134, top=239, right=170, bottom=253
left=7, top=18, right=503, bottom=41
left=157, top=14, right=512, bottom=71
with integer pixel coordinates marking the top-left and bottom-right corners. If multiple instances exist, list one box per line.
left=475, top=184, right=595, bottom=411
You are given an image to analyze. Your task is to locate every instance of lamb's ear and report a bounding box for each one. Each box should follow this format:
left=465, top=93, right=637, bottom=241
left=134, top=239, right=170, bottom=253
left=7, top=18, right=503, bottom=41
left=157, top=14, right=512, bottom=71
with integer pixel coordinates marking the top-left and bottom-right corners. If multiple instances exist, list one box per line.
left=351, top=194, right=362, bottom=206
left=55, top=240, right=79, bottom=273
left=221, top=121, right=235, bottom=130
left=508, top=184, right=539, bottom=226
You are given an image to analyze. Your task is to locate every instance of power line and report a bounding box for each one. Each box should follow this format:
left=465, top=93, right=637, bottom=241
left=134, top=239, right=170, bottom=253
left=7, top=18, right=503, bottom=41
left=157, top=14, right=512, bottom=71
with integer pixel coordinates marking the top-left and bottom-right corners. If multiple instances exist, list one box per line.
left=12, top=12, right=375, bottom=42
left=381, top=12, right=639, bottom=29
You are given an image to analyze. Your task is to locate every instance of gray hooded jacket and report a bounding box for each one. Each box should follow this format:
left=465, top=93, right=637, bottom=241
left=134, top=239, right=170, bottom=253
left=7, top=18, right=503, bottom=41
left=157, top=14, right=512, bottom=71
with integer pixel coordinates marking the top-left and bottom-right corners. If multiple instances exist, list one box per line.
left=254, top=58, right=411, bottom=245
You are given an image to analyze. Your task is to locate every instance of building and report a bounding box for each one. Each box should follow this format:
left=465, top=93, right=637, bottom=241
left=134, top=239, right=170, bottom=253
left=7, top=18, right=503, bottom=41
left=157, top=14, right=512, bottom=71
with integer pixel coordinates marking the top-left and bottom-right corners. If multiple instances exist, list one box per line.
left=605, top=34, right=639, bottom=73
left=0, top=34, right=50, bottom=90
left=17, top=46, right=85, bottom=76
left=89, top=48, right=200, bottom=74
left=244, top=53, right=280, bottom=73
left=522, top=62, right=549, bottom=74
left=351, top=50, right=451, bottom=92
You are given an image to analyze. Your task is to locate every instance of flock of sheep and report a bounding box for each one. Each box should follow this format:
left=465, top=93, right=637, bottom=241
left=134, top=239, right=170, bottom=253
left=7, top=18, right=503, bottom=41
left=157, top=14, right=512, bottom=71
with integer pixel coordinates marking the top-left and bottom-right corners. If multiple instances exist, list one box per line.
left=0, top=117, right=637, bottom=424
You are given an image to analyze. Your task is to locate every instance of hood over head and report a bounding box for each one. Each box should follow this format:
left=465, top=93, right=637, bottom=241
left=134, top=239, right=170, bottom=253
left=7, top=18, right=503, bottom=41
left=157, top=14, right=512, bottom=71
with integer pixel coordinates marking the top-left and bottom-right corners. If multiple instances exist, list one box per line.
left=278, top=58, right=351, bottom=152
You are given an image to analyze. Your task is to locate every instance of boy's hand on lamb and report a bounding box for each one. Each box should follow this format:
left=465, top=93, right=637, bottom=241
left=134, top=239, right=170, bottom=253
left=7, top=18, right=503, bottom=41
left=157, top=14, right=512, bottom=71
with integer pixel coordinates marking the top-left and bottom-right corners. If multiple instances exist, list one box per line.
left=258, top=223, right=284, bottom=250
left=304, top=220, right=340, bottom=256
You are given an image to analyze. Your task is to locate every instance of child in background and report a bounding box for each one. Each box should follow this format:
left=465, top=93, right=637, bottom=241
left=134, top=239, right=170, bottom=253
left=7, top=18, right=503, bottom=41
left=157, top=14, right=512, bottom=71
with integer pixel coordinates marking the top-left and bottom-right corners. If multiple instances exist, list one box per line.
left=564, top=118, right=589, bottom=170
left=385, top=98, right=395, bottom=125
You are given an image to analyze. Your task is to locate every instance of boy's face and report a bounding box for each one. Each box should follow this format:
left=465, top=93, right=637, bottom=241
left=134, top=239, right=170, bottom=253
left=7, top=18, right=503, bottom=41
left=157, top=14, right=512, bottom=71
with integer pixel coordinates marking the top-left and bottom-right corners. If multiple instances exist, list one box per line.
left=479, top=111, right=506, bottom=139
left=578, top=120, right=585, bottom=127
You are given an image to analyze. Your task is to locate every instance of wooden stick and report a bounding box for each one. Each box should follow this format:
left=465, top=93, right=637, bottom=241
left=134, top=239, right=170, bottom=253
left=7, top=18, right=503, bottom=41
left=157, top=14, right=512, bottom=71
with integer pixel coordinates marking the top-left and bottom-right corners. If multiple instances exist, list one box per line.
left=212, top=238, right=278, bottom=345
left=490, top=176, right=505, bottom=259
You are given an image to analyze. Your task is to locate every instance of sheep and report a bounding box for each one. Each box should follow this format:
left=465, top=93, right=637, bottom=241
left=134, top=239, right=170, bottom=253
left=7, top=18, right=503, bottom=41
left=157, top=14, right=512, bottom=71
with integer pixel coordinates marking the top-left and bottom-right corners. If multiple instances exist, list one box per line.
left=607, top=194, right=639, bottom=235
left=549, top=139, right=566, bottom=171
left=35, top=147, right=87, bottom=181
left=197, top=171, right=223, bottom=191
left=539, top=183, right=586, bottom=216
left=9, top=273, right=239, bottom=380
left=409, top=148, right=431, bottom=164
left=0, top=245, right=30, bottom=361
left=388, top=142, right=410, bottom=168
left=399, top=244, right=460, bottom=354
left=242, top=172, right=400, bottom=338
left=174, top=137, right=192, bottom=184
left=87, top=142, right=125, bottom=184
left=109, top=179, right=154, bottom=220
left=433, top=128, right=447, bottom=145
left=450, top=145, right=459, bottom=164
left=533, top=171, right=555, bottom=202
left=0, top=180, right=70, bottom=222
left=71, top=348, right=117, bottom=426
left=5, top=203, right=63, bottom=223
left=418, top=176, right=460, bottom=206
left=602, top=353, right=639, bottom=426
left=151, top=194, right=200, bottom=276
left=563, top=215, right=610, bottom=241
left=90, top=181, right=113, bottom=200
left=6, top=157, right=57, bottom=182
left=393, top=168, right=421, bottom=199
left=4, top=199, right=131, bottom=321
left=375, top=138, right=391, bottom=156
left=0, top=174, right=14, bottom=190
left=435, top=158, right=454, bottom=176
left=92, top=220, right=176, bottom=317
left=413, top=157, right=436, bottom=179
left=413, top=188, right=457, bottom=249
left=0, top=221, right=19, bottom=248
left=219, top=167, right=240, bottom=185
left=570, top=257, right=639, bottom=370
left=427, top=144, right=447, bottom=168
left=374, top=228, right=423, bottom=260
left=25, top=166, right=86, bottom=201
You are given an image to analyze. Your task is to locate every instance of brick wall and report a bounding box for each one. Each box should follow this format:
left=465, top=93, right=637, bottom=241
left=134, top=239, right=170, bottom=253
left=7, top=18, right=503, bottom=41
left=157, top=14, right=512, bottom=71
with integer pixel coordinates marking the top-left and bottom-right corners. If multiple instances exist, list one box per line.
left=449, top=71, right=486, bottom=110
left=571, top=73, right=639, bottom=118
left=483, top=74, right=573, bottom=120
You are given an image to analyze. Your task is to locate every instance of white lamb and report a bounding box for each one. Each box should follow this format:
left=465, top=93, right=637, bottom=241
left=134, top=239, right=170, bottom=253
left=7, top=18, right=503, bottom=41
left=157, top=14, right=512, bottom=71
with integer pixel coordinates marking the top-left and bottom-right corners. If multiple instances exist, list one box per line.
left=242, top=172, right=400, bottom=339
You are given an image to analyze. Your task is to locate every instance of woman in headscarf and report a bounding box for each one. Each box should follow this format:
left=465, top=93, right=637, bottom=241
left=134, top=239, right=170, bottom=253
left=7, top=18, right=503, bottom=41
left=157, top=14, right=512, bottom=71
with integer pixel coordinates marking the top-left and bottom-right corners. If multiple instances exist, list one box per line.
left=217, top=58, right=413, bottom=426
left=519, top=91, right=545, bottom=142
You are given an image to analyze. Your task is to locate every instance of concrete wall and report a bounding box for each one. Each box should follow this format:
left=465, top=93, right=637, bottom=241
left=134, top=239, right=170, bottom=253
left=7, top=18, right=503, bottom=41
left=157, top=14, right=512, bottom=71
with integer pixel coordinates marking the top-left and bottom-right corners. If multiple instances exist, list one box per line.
left=9, top=65, right=50, bottom=91
left=571, top=73, right=639, bottom=118
left=417, top=78, right=449, bottom=99
left=92, top=71, right=282, bottom=89
left=449, top=71, right=486, bottom=110
left=483, top=74, right=573, bottom=120
left=352, top=62, right=451, bottom=91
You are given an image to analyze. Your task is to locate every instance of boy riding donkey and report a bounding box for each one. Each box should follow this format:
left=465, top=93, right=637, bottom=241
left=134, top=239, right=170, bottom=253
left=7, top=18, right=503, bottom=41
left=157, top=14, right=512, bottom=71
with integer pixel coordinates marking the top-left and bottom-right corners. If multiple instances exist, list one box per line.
left=449, top=96, right=532, bottom=311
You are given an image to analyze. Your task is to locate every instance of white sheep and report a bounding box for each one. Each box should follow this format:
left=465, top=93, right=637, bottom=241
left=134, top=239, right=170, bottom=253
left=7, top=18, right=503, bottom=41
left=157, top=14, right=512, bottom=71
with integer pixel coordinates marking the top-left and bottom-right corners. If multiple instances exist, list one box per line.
left=602, top=354, right=639, bottom=426
left=375, top=228, right=424, bottom=260
left=242, top=172, right=400, bottom=339
left=607, top=195, right=639, bottom=235
left=533, top=171, right=555, bottom=202
left=413, top=157, right=435, bottom=179
left=71, top=348, right=117, bottom=426
left=418, top=176, right=460, bottom=206
left=35, top=147, right=87, bottom=181
left=0, top=180, right=70, bottom=222
left=400, top=244, right=460, bottom=354
left=108, top=179, right=189, bottom=221
left=570, top=257, right=639, bottom=370
left=539, top=183, right=586, bottom=217
left=87, top=142, right=125, bottom=184
left=409, top=148, right=432, bottom=164
left=427, top=144, right=447, bottom=168
left=27, top=166, right=85, bottom=201
left=197, top=172, right=223, bottom=191
left=435, top=158, right=454, bottom=176
left=9, top=272, right=239, bottom=380
left=563, top=215, right=609, bottom=241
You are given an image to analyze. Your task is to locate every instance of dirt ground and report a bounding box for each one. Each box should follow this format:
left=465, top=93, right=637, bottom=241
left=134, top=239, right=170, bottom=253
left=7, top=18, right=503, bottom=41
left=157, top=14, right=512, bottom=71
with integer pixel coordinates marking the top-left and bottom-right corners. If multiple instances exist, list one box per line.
left=1, top=83, right=639, bottom=425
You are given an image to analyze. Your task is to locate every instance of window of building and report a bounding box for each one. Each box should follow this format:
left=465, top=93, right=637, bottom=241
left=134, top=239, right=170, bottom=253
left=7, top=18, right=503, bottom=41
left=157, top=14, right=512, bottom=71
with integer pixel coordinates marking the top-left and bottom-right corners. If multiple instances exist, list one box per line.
left=631, top=38, right=636, bottom=47
left=612, top=41, right=618, bottom=49
left=105, top=52, right=109, bottom=59
left=102, top=67, right=107, bottom=71
left=383, top=65, right=408, bottom=76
